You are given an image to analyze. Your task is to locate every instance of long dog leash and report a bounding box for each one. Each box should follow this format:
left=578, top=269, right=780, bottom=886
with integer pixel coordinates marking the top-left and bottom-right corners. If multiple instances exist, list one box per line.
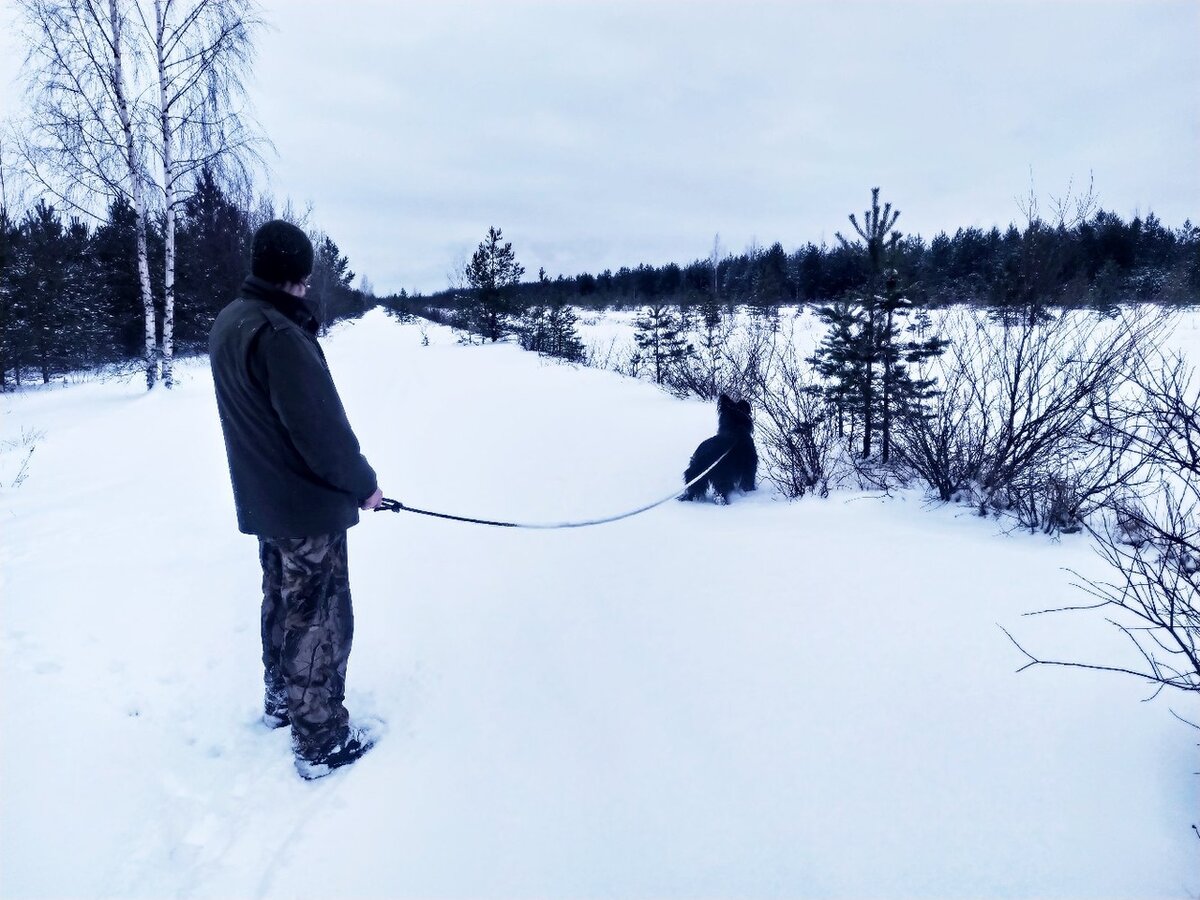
left=375, top=450, right=731, bottom=529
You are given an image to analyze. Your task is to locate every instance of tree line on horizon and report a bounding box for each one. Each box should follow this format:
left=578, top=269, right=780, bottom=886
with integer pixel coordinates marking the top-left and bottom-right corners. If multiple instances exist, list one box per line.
left=400, top=204, right=1199, bottom=316
left=6, top=170, right=1199, bottom=390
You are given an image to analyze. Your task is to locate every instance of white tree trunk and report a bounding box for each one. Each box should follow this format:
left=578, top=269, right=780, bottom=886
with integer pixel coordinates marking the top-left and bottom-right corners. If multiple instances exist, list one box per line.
left=161, top=190, right=175, bottom=387
left=144, top=0, right=260, bottom=386
left=109, top=0, right=158, bottom=389
left=154, top=0, right=174, bottom=388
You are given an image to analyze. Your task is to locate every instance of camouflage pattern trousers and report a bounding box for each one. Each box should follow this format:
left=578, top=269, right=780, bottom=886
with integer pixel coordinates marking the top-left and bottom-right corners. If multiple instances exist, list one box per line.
left=258, top=531, right=353, bottom=757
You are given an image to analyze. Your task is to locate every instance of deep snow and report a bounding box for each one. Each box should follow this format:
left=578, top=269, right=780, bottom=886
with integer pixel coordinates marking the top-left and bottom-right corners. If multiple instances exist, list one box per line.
left=0, top=309, right=1196, bottom=899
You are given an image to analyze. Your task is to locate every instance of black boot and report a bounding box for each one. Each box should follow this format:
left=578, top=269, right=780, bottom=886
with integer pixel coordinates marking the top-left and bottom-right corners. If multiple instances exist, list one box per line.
left=293, top=720, right=382, bottom=780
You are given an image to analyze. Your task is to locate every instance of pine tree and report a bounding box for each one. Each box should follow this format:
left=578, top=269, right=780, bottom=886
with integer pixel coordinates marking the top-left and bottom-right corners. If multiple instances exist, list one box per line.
left=11, top=202, right=92, bottom=383
left=633, top=303, right=692, bottom=385
left=463, top=226, right=524, bottom=342
left=813, top=189, right=946, bottom=461
left=514, top=267, right=550, bottom=352
left=688, top=298, right=725, bottom=399
left=752, top=241, right=790, bottom=313
left=62, top=215, right=102, bottom=369
left=174, top=168, right=253, bottom=350
left=813, top=188, right=902, bottom=456
left=810, top=300, right=865, bottom=440
left=545, top=299, right=585, bottom=362
left=515, top=268, right=585, bottom=361
left=876, top=270, right=948, bottom=461
left=543, top=270, right=585, bottom=362
left=91, top=198, right=150, bottom=360
left=514, top=303, right=548, bottom=352
left=310, top=235, right=356, bottom=332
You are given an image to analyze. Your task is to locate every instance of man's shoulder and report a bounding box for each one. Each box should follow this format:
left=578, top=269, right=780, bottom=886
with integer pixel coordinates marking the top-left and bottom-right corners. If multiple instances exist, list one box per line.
left=212, top=296, right=300, bottom=336
left=209, top=299, right=273, bottom=363
left=259, top=302, right=301, bottom=334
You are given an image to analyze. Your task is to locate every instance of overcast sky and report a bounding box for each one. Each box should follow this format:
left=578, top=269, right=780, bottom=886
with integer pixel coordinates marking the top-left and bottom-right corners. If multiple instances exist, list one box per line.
left=2, top=0, right=1198, bottom=295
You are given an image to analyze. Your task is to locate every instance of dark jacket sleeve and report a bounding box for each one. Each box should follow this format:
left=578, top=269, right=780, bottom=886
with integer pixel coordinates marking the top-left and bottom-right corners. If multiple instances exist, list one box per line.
left=259, top=328, right=378, bottom=502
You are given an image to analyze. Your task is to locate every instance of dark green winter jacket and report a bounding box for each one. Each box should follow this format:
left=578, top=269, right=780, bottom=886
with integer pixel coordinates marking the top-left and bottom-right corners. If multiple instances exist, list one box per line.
left=209, top=276, right=378, bottom=538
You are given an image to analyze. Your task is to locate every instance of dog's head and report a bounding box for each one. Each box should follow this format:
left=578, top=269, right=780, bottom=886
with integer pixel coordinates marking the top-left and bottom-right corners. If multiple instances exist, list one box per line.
left=717, top=393, right=753, bottom=434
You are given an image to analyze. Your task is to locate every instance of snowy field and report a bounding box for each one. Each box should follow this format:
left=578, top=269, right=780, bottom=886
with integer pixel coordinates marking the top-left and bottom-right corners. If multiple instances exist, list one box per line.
left=1, top=309, right=1197, bottom=898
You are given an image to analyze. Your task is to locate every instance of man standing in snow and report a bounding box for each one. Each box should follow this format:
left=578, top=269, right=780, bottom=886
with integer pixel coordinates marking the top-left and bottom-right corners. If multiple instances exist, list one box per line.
left=209, top=219, right=384, bottom=780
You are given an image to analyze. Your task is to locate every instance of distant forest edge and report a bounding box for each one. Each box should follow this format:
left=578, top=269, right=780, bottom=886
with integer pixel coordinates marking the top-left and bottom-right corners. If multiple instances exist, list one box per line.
left=399, top=206, right=1200, bottom=317
left=2, top=170, right=1199, bottom=388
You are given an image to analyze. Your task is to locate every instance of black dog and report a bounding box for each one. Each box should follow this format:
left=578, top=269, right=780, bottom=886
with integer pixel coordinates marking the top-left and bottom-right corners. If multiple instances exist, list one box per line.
left=680, top=393, right=758, bottom=504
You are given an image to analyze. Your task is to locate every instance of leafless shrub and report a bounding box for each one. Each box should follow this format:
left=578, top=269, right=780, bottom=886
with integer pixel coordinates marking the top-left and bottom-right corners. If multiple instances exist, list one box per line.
left=890, top=326, right=982, bottom=502
left=665, top=311, right=779, bottom=402
left=669, top=313, right=738, bottom=400
left=720, top=317, right=782, bottom=401
left=894, top=307, right=1170, bottom=532
left=1005, top=498, right=1200, bottom=696
left=0, top=427, right=44, bottom=489
left=583, top=337, right=620, bottom=372
left=1004, top=347, right=1200, bottom=696
left=750, top=343, right=847, bottom=498
left=608, top=343, right=645, bottom=380
left=650, top=312, right=849, bottom=494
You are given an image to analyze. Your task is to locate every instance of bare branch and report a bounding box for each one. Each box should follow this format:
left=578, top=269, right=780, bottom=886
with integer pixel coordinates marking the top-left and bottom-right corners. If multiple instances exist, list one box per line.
left=998, top=625, right=1196, bottom=691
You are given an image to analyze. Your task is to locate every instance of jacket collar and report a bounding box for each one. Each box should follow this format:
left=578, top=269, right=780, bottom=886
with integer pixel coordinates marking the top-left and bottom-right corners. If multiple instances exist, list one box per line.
left=241, top=275, right=319, bottom=335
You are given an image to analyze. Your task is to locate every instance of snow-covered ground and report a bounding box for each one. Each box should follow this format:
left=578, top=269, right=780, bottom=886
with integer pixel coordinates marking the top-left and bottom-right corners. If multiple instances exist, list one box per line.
left=1, top=309, right=1197, bottom=898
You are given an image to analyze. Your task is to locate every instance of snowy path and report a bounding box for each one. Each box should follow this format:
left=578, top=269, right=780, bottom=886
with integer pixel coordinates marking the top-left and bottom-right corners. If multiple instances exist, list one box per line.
left=1, top=311, right=1196, bottom=898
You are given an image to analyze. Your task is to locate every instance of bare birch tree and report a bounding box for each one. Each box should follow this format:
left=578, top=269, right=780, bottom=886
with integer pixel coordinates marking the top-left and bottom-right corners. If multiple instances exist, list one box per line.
left=16, top=0, right=262, bottom=388
left=17, top=0, right=159, bottom=387
left=138, top=0, right=261, bottom=386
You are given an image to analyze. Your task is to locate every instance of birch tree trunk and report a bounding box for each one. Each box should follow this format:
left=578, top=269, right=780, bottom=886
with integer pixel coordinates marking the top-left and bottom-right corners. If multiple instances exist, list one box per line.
left=153, top=0, right=175, bottom=388
left=144, top=0, right=261, bottom=388
left=108, top=0, right=158, bottom=389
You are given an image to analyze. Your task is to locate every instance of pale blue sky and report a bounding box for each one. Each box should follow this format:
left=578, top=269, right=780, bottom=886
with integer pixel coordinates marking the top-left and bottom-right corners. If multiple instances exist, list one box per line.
left=2, top=0, right=1198, bottom=295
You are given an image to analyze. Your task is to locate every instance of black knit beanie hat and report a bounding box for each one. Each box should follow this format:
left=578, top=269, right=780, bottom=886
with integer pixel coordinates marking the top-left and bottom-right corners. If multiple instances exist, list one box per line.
left=251, top=220, right=314, bottom=285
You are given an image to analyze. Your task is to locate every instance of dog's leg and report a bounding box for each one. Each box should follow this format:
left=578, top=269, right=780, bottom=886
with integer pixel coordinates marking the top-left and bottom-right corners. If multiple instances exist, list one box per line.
left=679, top=475, right=699, bottom=501
left=711, top=470, right=735, bottom=504
left=743, top=449, right=759, bottom=491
